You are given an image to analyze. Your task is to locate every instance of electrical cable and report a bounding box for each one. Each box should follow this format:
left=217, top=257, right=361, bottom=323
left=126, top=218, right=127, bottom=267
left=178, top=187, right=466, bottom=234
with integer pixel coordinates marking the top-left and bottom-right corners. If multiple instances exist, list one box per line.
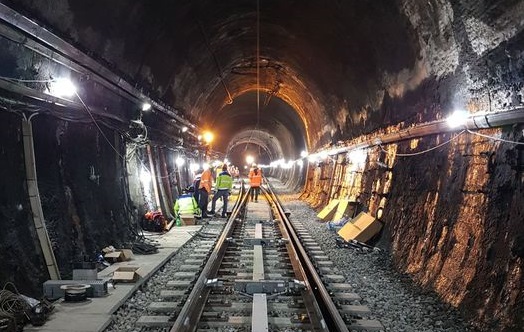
left=244, top=0, right=261, bottom=155
left=466, top=128, right=524, bottom=145
left=380, top=130, right=465, bottom=157
left=0, top=282, right=31, bottom=330
left=197, top=21, right=233, bottom=104
left=74, top=90, right=125, bottom=160
left=256, top=0, right=260, bottom=127
left=0, top=76, right=54, bottom=83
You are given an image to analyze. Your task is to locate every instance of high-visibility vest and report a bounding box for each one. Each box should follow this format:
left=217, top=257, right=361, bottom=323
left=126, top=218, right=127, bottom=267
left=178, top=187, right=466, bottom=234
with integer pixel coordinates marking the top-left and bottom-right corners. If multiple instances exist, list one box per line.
left=216, top=171, right=233, bottom=190
left=199, top=169, right=212, bottom=193
left=249, top=168, right=262, bottom=187
left=174, top=194, right=200, bottom=215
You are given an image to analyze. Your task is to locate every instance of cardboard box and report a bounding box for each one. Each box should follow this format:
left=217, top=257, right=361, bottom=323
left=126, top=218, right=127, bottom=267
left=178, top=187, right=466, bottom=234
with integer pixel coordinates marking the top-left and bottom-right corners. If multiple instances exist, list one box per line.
left=104, top=251, right=124, bottom=263
left=317, top=199, right=340, bottom=221
left=180, top=214, right=196, bottom=226
left=337, top=212, right=382, bottom=242
left=113, top=266, right=141, bottom=283
left=120, top=249, right=134, bottom=261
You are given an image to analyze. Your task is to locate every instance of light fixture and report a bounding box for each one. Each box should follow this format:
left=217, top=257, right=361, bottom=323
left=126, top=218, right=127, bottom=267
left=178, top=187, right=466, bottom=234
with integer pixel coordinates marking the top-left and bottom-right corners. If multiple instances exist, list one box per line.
left=175, top=157, right=185, bottom=167
left=142, top=103, right=152, bottom=111
left=300, top=150, right=308, bottom=158
left=203, top=131, right=214, bottom=144
left=181, top=126, right=188, bottom=132
left=49, top=78, right=77, bottom=98
left=446, top=110, right=469, bottom=128
left=202, top=162, right=210, bottom=170
left=297, top=160, right=304, bottom=167
left=348, top=149, right=367, bottom=165
left=246, top=155, right=255, bottom=165
left=139, top=167, right=151, bottom=186
left=190, top=163, right=199, bottom=172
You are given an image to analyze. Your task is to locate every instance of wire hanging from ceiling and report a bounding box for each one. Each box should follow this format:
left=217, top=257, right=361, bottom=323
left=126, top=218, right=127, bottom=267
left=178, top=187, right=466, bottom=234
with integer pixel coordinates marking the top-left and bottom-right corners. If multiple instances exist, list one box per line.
left=256, top=0, right=260, bottom=127
left=243, top=0, right=261, bottom=155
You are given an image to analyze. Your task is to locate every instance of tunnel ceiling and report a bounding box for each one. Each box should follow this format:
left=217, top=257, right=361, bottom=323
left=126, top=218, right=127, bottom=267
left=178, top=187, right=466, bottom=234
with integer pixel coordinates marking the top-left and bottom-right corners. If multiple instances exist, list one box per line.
left=3, top=0, right=523, bottom=160
left=2, top=0, right=421, bottom=159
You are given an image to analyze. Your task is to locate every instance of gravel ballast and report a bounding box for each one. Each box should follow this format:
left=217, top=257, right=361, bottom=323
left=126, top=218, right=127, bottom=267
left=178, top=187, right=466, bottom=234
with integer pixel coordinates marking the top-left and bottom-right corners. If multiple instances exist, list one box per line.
left=274, top=183, right=474, bottom=332
left=105, top=183, right=474, bottom=332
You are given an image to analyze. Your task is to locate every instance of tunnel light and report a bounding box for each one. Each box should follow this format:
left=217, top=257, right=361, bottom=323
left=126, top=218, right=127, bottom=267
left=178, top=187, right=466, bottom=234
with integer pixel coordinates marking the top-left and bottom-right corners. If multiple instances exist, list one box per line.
left=190, top=163, right=199, bottom=173
left=142, top=103, right=152, bottom=111
left=319, top=151, right=328, bottom=159
left=139, top=167, right=151, bottom=186
left=446, top=110, right=469, bottom=128
left=223, top=158, right=230, bottom=165
left=197, top=135, right=202, bottom=141
left=175, top=157, right=185, bottom=167
left=297, top=160, right=304, bottom=167
left=246, top=155, right=255, bottom=165
left=203, top=131, right=214, bottom=144
left=49, top=78, right=77, bottom=98
left=308, top=154, right=318, bottom=163
left=300, top=150, right=308, bottom=158
left=244, top=165, right=248, bottom=169
left=348, top=149, right=367, bottom=166
left=212, top=160, right=222, bottom=168
left=203, top=162, right=210, bottom=170
left=181, top=126, right=188, bottom=133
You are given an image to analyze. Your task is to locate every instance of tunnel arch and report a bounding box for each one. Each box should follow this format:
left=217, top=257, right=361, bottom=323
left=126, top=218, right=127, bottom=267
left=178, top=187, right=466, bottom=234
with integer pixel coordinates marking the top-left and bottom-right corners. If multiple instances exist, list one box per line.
left=206, top=91, right=307, bottom=167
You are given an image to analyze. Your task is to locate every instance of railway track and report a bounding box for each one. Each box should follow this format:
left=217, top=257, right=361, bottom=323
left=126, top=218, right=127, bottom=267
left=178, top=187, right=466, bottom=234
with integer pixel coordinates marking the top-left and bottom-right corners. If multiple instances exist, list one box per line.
left=134, top=180, right=383, bottom=331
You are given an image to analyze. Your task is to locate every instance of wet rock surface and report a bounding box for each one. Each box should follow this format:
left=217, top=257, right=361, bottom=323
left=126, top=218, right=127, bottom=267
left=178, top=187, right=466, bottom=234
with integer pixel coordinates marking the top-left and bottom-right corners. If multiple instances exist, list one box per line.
left=274, top=183, right=475, bottom=332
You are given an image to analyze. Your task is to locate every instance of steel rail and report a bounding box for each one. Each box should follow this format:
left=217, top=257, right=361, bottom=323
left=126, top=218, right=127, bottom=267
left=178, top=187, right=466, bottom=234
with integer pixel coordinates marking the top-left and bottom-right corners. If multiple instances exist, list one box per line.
left=170, top=182, right=248, bottom=332
left=262, top=186, right=328, bottom=331
left=263, top=181, right=350, bottom=332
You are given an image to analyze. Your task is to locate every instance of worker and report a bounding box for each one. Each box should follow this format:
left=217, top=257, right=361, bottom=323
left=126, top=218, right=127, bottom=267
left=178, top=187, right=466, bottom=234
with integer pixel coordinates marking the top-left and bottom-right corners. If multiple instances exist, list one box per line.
left=209, top=164, right=233, bottom=217
left=173, top=190, right=201, bottom=223
left=248, top=163, right=262, bottom=202
left=192, top=171, right=202, bottom=204
left=198, top=164, right=213, bottom=218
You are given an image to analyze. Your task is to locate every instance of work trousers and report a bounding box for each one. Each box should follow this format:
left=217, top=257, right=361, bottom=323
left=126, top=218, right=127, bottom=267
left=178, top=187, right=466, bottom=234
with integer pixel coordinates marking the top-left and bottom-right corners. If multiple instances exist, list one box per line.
left=250, top=186, right=260, bottom=201
left=211, top=190, right=229, bottom=216
left=198, top=188, right=209, bottom=217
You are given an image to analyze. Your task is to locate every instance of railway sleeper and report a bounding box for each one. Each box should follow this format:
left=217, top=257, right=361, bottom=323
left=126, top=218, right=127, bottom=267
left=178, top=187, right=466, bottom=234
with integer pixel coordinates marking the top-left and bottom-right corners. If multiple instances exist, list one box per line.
left=204, top=302, right=306, bottom=313
left=148, top=301, right=179, bottom=313
left=339, top=304, right=372, bottom=316
left=178, top=264, right=203, bottom=271
left=136, top=315, right=174, bottom=327
left=166, top=280, right=192, bottom=288
left=160, top=290, right=187, bottom=299
left=333, top=292, right=362, bottom=301
left=347, top=318, right=385, bottom=331
left=197, top=316, right=310, bottom=328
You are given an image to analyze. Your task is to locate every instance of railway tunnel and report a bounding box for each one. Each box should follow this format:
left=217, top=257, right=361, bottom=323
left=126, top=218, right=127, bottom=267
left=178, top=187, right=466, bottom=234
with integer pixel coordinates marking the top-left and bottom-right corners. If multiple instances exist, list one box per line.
left=0, top=0, right=523, bottom=331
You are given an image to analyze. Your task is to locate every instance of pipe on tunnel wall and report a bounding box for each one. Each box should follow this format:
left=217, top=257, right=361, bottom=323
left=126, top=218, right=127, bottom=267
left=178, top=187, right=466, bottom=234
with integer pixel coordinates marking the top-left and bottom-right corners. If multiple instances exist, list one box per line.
left=0, top=3, right=197, bottom=135
left=313, top=107, right=524, bottom=156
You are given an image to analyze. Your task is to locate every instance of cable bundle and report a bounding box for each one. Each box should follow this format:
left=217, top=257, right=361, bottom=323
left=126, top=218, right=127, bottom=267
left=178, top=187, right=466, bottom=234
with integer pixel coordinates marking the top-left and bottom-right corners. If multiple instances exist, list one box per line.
left=0, top=283, right=31, bottom=331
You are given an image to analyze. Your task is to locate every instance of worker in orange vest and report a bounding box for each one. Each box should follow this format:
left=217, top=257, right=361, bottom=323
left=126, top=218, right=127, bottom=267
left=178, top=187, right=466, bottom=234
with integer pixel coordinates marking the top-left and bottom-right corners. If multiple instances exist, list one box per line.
left=198, top=164, right=213, bottom=218
left=248, top=163, right=262, bottom=202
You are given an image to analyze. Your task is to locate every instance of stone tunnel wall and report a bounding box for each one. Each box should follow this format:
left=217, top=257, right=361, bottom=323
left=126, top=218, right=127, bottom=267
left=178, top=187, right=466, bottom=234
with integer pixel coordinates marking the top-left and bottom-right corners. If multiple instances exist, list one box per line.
left=303, top=125, right=524, bottom=330
left=0, top=110, right=137, bottom=294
